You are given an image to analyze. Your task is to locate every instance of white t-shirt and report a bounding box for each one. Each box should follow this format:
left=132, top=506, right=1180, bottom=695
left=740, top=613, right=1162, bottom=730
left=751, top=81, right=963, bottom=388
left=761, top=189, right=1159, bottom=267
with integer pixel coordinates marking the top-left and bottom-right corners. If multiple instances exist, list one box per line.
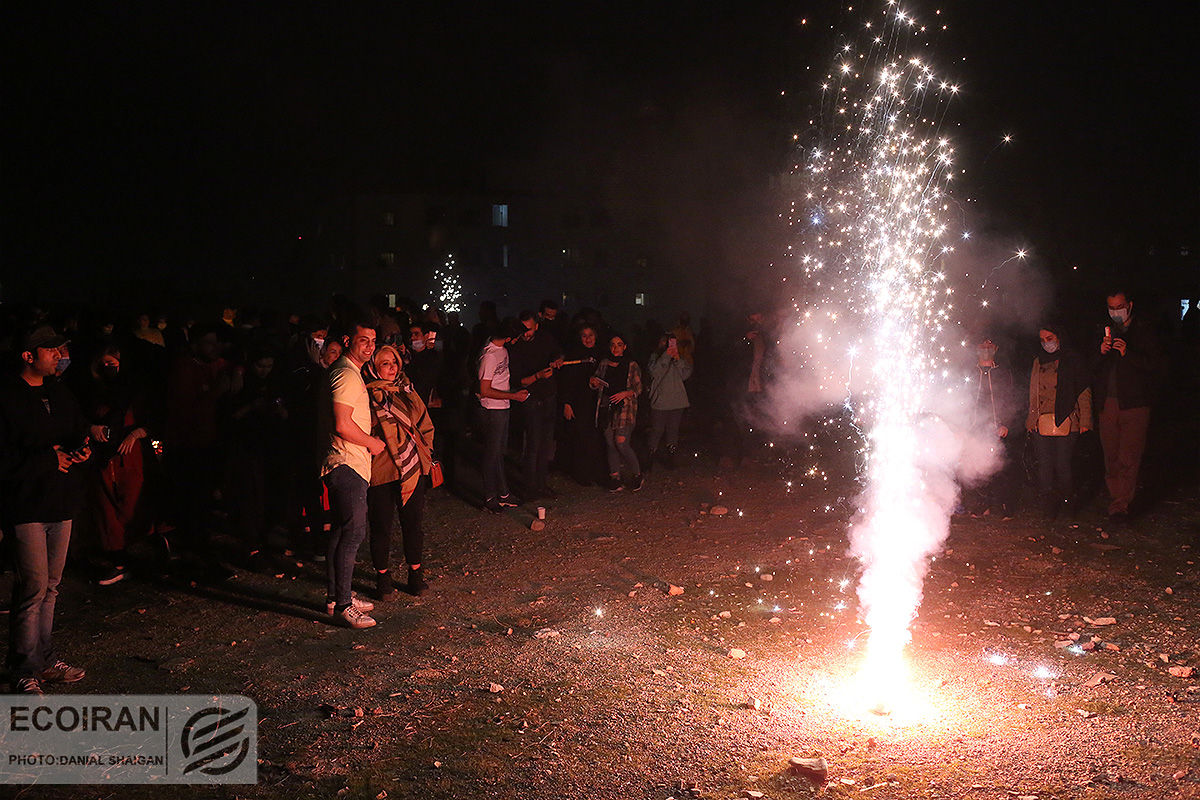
left=322, top=355, right=373, bottom=482
left=478, top=341, right=510, bottom=410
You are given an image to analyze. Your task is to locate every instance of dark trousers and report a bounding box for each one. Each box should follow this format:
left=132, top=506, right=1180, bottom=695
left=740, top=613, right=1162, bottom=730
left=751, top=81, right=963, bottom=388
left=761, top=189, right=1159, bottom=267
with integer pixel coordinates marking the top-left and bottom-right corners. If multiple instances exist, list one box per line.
left=477, top=407, right=510, bottom=501
left=226, top=446, right=266, bottom=551
left=1035, top=432, right=1078, bottom=502
left=323, top=465, right=368, bottom=607
left=1098, top=399, right=1151, bottom=514
left=8, top=521, right=71, bottom=678
left=367, top=476, right=426, bottom=571
left=521, top=394, right=557, bottom=492
left=166, top=445, right=220, bottom=546
left=649, top=407, right=685, bottom=454
left=562, top=413, right=606, bottom=485
left=430, top=407, right=460, bottom=491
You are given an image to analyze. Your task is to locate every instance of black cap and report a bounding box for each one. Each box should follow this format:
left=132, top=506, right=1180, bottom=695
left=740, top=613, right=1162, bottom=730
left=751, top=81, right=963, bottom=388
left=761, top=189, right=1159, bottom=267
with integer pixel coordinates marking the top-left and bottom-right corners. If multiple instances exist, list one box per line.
left=21, top=325, right=69, bottom=352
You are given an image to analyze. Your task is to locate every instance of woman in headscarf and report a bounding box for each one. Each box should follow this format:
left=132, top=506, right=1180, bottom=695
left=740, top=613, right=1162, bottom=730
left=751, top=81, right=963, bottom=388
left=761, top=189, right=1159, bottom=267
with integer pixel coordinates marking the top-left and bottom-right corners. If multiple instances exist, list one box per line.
left=559, top=324, right=606, bottom=486
left=1025, top=323, right=1092, bottom=519
left=363, top=344, right=435, bottom=597
left=590, top=333, right=643, bottom=492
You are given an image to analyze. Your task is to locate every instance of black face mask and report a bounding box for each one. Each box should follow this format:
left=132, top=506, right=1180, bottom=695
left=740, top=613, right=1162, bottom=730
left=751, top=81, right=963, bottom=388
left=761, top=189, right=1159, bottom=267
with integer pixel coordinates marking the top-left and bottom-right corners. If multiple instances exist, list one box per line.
left=101, top=365, right=120, bottom=381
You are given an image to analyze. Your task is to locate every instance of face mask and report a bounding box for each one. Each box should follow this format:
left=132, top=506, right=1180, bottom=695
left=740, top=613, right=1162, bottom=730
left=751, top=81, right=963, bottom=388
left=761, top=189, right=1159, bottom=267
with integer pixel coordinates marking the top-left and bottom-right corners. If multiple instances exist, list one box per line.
left=56, top=357, right=71, bottom=373
left=410, top=338, right=426, bottom=352
left=311, top=337, right=325, bottom=350
left=1041, top=341, right=1059, bottom=354
left=1108, top=308, right=1129, bottom=325
left=101, top=365, right=120, bottom=380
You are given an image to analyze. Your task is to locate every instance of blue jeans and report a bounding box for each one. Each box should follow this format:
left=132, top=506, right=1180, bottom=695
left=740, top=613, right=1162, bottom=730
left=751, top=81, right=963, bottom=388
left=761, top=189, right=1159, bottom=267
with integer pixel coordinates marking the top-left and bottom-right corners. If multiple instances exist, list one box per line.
left=7, top=521, right=72, bottom=678
left=478, top=407, right=511, bottom=501
left=324, top=465, right=369, bottom=608
left=605, top=424, right=640, bottom=478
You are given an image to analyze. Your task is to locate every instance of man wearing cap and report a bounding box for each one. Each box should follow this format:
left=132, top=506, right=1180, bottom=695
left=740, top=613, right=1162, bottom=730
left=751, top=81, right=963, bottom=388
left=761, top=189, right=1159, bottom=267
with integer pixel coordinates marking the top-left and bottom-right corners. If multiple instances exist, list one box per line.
left=0, top=326, right=91, bottom=693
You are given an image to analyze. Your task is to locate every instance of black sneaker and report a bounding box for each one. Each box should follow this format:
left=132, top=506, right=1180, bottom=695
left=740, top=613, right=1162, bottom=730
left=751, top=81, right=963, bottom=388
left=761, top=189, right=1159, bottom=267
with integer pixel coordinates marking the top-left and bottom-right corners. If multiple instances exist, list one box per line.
left=483, top=498, right=503, bottom=514
left=608, top=477, right=625, bottom=493
left=97, top=564, right=126, bottom=586
left=630, top=473, right=645, bottom=492
left=497, top=494, right=520, bottom=508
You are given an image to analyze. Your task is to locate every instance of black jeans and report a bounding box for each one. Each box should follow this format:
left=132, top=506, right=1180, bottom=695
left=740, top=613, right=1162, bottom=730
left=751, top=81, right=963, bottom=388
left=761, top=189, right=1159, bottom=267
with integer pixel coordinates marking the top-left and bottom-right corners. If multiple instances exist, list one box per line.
left=477, top=407, right=511, bottom=501
left=1035, top=432, right=1078, bottom=501
left=367, top=475, right=427, bottom=570
left=521, top=393, right=557, bottom=491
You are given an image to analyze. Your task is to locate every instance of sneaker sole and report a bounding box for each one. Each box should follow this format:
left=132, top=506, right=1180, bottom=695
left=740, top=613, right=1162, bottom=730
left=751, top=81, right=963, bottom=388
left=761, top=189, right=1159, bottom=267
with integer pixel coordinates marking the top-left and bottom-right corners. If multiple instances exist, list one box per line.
left=97, top=573, right=126, bottom=586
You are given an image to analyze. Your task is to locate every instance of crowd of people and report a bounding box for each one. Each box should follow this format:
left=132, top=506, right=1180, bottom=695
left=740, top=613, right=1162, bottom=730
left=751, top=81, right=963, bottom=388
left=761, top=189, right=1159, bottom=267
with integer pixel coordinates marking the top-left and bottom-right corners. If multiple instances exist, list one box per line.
left=1, top=286, right=1196, bottom=693
left=0, top=295, right=715, bottom=691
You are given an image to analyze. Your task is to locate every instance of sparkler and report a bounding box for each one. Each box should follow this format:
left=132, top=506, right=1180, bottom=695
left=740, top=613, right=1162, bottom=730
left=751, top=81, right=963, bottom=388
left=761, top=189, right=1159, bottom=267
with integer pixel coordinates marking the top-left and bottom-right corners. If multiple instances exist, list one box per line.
left=781, top=2, right=998, bottom=720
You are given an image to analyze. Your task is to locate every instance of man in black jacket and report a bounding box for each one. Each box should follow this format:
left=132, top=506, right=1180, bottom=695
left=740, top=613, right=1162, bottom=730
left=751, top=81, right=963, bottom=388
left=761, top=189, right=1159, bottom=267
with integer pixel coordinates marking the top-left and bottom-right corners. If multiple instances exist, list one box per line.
left=1094, top=290, right=1165, bottom=518
left=508, top=310, right=563, bottom=498
left=0, top=326, right=91, bottom=693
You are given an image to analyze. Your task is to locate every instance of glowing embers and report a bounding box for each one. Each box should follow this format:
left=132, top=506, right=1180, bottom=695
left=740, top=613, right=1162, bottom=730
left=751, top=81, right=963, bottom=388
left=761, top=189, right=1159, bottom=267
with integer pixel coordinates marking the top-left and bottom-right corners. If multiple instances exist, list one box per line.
left=793, top=647, right=946, bottom=727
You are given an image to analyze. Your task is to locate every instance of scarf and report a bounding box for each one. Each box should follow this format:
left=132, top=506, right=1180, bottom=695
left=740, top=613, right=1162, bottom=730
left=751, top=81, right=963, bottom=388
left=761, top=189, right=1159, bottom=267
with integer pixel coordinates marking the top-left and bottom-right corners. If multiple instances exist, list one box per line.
left=362, top=346, right=431, bottom=502
left=597, top=351, right=632, bottom=394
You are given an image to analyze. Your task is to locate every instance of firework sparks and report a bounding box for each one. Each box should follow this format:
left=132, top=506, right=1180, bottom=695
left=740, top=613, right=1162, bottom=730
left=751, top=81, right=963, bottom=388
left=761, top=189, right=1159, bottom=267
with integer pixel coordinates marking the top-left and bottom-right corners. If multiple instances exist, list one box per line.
left=780, top=3, right=999, bottom=719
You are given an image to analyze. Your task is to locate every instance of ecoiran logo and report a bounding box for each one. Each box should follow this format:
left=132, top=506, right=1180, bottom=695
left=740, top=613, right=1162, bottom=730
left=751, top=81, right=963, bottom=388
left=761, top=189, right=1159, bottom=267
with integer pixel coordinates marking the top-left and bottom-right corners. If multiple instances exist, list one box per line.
left=0, top=695, right=257, bottom=784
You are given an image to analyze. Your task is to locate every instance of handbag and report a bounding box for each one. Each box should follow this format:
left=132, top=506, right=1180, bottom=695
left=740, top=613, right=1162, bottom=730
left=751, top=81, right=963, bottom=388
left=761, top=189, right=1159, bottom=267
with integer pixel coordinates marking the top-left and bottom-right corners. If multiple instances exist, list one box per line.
left=429, top=460, right=444, bottom=488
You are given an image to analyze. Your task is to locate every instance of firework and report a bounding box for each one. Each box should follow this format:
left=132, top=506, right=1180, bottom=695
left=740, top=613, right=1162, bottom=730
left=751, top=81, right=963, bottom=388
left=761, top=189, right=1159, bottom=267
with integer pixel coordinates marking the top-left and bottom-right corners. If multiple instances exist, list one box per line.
left=781, top=2, right=998, bottom=718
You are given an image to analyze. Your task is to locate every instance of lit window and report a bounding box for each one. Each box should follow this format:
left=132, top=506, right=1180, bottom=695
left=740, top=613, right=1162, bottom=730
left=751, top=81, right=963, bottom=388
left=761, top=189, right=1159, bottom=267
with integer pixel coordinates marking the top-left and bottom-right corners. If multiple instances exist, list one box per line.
left=501, top=244, right=509, bottom=268
left=492, top=204, right=509, bottom=227
left=387, top=293, right=396, bottom=308
left=382, top=212, right=395, bottom=226
left=380, top=252, right=396, bottom=267
left=634, top=293, right=646, bottom=306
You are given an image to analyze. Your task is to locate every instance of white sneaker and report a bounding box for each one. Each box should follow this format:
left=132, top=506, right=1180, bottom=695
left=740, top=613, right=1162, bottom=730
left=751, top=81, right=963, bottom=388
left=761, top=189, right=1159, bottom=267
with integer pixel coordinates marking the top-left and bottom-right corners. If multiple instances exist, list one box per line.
left=339, top=605, right=377, bottom=629
left=326, top=593, right=375, bottom=615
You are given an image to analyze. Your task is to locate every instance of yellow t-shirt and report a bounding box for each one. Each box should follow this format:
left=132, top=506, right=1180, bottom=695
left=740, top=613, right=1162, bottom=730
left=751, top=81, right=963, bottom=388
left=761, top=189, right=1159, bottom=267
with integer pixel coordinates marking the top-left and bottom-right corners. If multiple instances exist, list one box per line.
left=321, top=356, right=372, bottom=482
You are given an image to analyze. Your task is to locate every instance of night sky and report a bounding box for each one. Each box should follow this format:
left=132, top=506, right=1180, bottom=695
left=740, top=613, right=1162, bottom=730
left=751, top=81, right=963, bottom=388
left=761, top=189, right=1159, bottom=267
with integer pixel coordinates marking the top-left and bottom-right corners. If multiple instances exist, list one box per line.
left=5, top=2, right=1196, bottom=308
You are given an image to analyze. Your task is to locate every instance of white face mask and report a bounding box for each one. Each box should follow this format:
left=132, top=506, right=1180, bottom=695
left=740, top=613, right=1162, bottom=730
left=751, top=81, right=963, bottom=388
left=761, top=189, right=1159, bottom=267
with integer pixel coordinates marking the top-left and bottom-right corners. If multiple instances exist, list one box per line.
left=311, top=337, right=325, bottom=350
left=410, top=338, right=426, bottom=352
left=1108, top=308, right=1130, bottom=325
left=1041, top=340, right=1059, bottom=354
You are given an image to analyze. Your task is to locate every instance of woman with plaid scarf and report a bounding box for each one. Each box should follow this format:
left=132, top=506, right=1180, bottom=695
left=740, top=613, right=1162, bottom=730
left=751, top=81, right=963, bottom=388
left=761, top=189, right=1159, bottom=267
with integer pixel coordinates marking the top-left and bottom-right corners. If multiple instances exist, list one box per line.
left=363, top=344, right=435, bottom=597
left=590, top=333, right=644, bottom=492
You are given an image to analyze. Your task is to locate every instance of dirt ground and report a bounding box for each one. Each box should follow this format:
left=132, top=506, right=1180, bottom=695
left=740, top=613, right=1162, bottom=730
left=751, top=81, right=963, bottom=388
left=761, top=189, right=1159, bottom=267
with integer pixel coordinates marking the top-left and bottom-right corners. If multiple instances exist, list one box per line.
left=14, top=448, right=1200, bottom=800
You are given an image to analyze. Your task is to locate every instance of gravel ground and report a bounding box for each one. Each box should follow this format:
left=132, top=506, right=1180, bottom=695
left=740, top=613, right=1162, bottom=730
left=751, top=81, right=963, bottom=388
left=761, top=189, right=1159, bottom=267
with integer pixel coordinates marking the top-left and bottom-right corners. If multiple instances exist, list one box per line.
left=13, top=453, right=1200, bottom=800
